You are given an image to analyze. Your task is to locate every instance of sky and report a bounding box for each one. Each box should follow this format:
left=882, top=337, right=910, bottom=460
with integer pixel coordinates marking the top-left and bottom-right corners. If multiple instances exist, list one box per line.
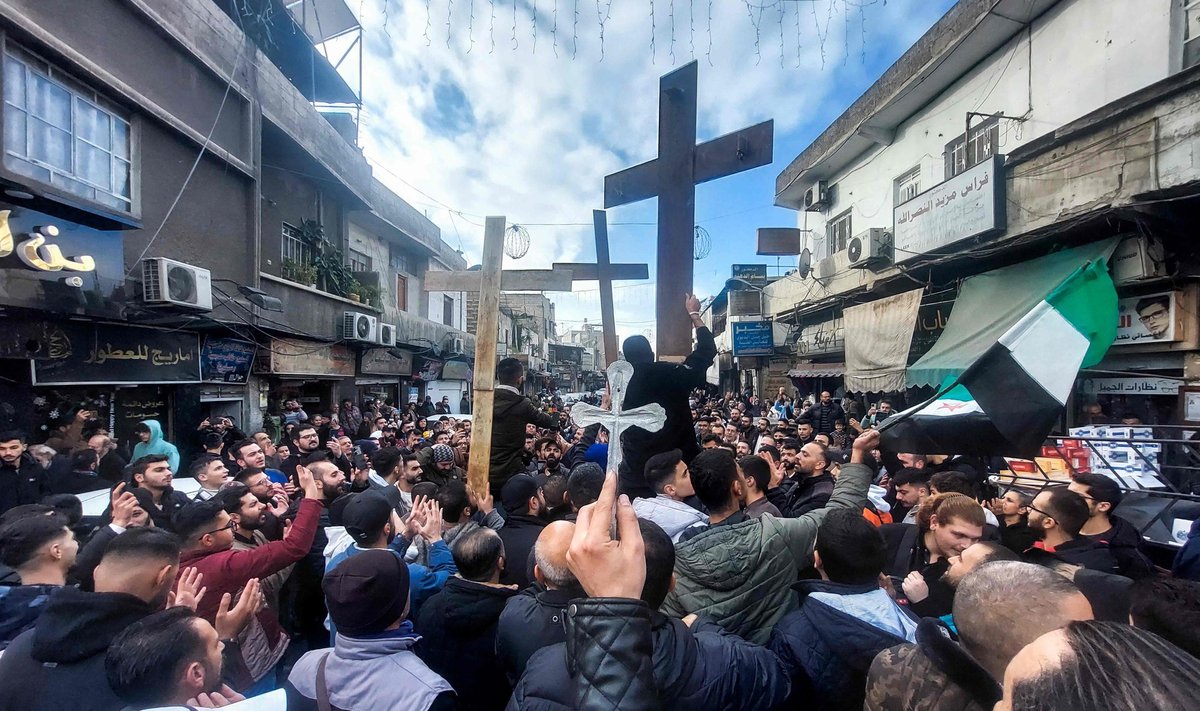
left=346, top=0, right=958, bottom=345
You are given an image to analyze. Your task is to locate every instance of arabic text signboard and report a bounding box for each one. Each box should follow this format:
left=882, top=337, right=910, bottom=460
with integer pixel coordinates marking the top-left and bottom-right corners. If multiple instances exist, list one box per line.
left=0, top=203, right=126, bottom=318
left=33, top=322, right=201, bottom=385
left=893, top=156, right=1005, bottom=263
left=1115, top=291, right=1178, bottom=345
left=732, top=321, right=774, bottom=357
left=1080, top=378, right=1181, bottom=396
left=201, top=338, right=257, bottom=383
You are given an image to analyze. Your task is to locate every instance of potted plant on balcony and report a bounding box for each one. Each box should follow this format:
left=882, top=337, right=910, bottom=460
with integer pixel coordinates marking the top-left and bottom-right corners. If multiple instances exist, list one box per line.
left=359, top=284, right=382, bottom=309
left=346, top=279, right=362, bottom=303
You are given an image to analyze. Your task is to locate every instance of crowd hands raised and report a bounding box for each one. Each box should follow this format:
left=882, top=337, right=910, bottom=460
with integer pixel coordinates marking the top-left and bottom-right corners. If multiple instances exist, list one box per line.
left=0, top=378, right=1196, bottom=710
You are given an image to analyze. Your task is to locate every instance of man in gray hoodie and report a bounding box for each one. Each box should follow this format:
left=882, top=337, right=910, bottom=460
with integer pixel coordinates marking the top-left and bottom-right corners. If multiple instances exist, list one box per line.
left=631, top=449, right=706, bottom=542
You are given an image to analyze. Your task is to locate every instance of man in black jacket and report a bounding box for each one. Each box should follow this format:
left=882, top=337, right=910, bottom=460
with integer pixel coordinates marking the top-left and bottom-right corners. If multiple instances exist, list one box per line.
left=0, top=431, right=47, bottom=516
left=127, top=455, right=191, bottom=532
left=770, top=510, right=918, bottom=711
left=1069, top=473, right=1154, bottom=579
left=496, top=521, right=584, bottom=683
left=800, top=392, right=846, bottom=436
left=618, top=295, right=717, bottom=499
left=496, top=475, right=549, bottom=588
left=769, top=441, right=835, bottom=517
left=0, top=528, right=181, bottom=711
left=1026, top=487, right=1120, bottom=575
left=510, top=518, right=789, bottom=710
left=417, top=528, right=518, bottom=711
left=490, top=358, right=560, bottom=498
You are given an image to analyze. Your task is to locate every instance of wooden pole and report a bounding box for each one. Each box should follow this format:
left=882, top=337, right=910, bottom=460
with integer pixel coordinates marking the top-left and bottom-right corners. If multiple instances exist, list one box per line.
left=466, top=216, right=506, bottom=497
left=593, top=209, right=619, bottom=366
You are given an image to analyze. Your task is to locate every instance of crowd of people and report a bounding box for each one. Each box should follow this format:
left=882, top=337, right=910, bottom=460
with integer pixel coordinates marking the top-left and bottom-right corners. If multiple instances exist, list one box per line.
left=0, top=314, right=1198, bottom=709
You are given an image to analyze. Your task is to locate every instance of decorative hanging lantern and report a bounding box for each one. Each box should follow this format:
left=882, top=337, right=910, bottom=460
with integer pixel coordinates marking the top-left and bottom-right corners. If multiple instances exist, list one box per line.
left=693, top=225, right=711, bottom=261
left=505, top=224, right=531, bottom=259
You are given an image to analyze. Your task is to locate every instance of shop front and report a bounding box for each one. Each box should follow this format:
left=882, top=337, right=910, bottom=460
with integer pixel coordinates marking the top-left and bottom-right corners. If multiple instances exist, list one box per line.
left=357, top=347, right=413, bottom=408
left=255, top=337, right=356, bottom=423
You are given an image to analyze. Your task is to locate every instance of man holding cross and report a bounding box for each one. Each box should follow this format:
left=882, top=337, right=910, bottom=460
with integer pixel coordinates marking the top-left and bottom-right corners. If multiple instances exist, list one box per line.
left=617, top=294, right=716, bottom=499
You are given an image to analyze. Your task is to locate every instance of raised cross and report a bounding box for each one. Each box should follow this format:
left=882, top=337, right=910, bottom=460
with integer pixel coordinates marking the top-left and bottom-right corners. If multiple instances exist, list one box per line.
left=604, top=60, right=774, bottom=359
left=552, top=209, right=649, bottom=367
left=569, top=360, right=666, bottom=478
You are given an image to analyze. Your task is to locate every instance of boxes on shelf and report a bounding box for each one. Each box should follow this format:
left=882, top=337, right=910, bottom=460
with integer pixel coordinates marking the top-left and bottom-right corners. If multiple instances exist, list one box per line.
left=1007, top=459, right=1036, bottom=474
left=1035, top=456, right=1069, bottom=473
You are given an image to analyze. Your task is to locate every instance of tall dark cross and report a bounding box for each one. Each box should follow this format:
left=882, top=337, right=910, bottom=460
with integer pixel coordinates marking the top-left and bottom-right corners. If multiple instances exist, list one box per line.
left=553, top=209, right=649, bottom=367
left=604, top=60, right=774, bottom=359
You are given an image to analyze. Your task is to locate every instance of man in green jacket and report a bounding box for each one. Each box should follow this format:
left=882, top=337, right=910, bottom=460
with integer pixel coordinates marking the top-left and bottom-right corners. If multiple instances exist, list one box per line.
left=662, top=430, right=879, bottom=645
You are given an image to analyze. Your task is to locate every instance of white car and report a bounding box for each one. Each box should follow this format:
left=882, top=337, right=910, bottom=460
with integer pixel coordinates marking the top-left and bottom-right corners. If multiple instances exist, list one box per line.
left=78, top=476, right=202, bottom=519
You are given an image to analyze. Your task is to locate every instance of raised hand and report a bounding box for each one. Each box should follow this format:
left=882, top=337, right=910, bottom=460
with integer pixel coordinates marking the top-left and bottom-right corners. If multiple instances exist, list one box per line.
left=852, top=429, right=881, bottom=463
left=417, top=500, right=444, bottom=542
left=297, top=464, right=320, bottom=500
left=171, top=567, right=206, bottom=611
left=187, top=685, right=246, bottom=708
left=110, top=483, right=139, bottom=528
left=215, top=578, right=262, bottom=641
left=467, top=484, right=493, bottom=515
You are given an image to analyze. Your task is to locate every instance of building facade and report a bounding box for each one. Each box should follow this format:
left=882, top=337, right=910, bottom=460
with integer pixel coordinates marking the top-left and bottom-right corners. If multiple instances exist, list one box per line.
left=0, top=0, right=472, bottom=462
left=768, top=0, right=1200, bottom=434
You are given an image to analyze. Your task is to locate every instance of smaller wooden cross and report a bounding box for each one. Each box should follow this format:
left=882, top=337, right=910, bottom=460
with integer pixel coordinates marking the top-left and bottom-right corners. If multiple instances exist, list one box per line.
left=570, top=359, right=666, bottom=478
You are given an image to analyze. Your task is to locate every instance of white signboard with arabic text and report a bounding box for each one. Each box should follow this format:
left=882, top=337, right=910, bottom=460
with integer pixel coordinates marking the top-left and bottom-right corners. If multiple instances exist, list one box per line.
left=893, top=156, right=1005, bottom=263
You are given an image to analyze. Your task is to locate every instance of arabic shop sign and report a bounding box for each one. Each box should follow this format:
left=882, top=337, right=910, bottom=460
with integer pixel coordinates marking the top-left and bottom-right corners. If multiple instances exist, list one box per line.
left=794, top=317, right=844, bottom=356
left=732, top=320, right=774, bottom=357
left=33, top=322, right=201, bottom=385
left=201, top=337, right=257, bottom=384
left=909, top=297, right=957, bottom=364
left=893, top=156, right=1006, bottom=264
left=1080, top=377, right=1181, bottom=396
left=361, top=347, right=413, bottom=377
left=0, top=203, right=125, bottom=318
left=1115, top=291, right=1179, bottom=345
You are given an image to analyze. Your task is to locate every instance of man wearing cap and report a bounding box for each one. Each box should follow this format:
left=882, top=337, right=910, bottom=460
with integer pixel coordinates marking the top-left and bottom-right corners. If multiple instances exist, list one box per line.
left=421, top=444, right=465, bottom=489
left=325, top=491, right=456, bottom=631
left=496, top=475, right=549, bottom=589
left=618, top=294, right=717, bottom=499
left=286, top=549, right=456, bottom=710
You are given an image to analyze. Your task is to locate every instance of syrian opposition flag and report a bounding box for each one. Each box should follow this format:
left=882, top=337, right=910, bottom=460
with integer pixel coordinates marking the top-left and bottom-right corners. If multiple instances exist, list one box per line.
left=879, top=259, right=1116, bottom=457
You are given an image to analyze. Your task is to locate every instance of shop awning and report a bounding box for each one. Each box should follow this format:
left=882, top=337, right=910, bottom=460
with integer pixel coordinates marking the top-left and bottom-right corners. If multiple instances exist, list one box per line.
left=906, top=238, right=1120, bottom=388
left=844, top=289, right=924, bottom=393
left=789, top=364, right=846, bottom=378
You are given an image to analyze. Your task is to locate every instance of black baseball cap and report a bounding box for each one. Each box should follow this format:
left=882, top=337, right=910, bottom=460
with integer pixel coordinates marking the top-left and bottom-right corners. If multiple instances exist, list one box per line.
left=339, top=492, right=392, bottom=545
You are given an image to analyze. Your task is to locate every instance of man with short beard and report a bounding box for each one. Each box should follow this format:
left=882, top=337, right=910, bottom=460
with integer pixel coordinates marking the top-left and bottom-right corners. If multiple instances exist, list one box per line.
left=87, top=433, right=128, bottom=485
left=0, top=528, right=182, bottom=710
left=368, top=447, right=423, bottom=518
left=536, top=437, right=565, bottom=477
left=223, top=484, right=293, bottom=608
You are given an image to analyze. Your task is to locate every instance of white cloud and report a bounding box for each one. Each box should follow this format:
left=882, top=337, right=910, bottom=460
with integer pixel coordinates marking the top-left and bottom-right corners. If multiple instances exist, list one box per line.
left=354, top=0, right=950, bottom=346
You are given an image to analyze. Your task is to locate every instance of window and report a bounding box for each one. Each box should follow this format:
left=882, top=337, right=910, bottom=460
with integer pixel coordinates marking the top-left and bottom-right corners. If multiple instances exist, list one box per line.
left=281, top=223, right=314, bottom=277
left=391, top=251, right=411, bottom=274
left=395, top=274, right=407, bottom=311
left=894, top=166, right=922, bottom=204
left=3, top=43, right=133, bottom=212
left=348, top=248, right=371, bottom=273
left=827, top=210, right=852, bottom=255
left=442, top=295, right=454, bottom=327
left=1186, top=0, right=1200, bottom=69
left=944, top=117, right=999, bottom=178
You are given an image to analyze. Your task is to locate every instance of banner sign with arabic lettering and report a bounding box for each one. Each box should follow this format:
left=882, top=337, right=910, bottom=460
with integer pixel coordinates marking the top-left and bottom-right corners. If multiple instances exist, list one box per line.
left=201, top=337, right=257, bottom=383
left=0, top=203, right=126, bottom=318
left=1080, top=377, right=1181, bottom=396
left=32, top=322, right=201, bottom=385
left=732, top=321, right=775, bottom=357
left=1114, top=291, right=1179, bottom=345
left=893, top=156, right=1005, bottom=264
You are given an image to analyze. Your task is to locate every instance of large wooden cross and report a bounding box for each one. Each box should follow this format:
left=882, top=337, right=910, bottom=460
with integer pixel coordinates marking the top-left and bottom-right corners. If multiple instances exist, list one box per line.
left=552, top=209, right=649, bottom=367
left=604, top=60, right=774, bottom=359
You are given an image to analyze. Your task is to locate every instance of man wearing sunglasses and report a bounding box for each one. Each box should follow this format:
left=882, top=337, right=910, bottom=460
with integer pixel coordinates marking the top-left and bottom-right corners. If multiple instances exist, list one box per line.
left=171, top=462, right=326, bottom=693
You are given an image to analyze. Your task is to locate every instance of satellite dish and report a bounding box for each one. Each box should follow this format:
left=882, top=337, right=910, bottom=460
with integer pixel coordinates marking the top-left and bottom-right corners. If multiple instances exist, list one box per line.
left=796, top=248, right=813, bottom=280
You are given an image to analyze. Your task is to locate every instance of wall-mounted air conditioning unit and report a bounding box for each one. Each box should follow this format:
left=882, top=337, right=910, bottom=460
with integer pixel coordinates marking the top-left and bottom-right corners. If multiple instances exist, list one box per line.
left=815, top=255, right=837, bottom=281
left=141, top=258, right=213, bottom=311
left=847, top=228, right=893, bottom=270
left=803, top=181, right=829, bottom=212
left=342, top=311, right=378, bottom=343
left=450, top=336, right=465, bottom=354
left=378, top=323, right=397, bottom=347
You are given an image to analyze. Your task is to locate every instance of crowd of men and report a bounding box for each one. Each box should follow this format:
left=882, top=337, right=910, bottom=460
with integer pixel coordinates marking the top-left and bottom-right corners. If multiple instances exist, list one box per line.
left=0, top=312, right=1198, bottom=709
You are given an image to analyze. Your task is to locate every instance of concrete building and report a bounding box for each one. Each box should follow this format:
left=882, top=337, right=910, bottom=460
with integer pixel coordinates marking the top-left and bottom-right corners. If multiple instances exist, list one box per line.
left=767, top=0, right=1200, bottom=437
left=0, top=0, right=472, bottom=459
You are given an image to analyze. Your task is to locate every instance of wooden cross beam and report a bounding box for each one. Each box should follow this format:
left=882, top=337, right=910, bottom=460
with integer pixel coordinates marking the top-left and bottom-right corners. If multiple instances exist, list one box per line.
left=604, top=60, right=774, bottom=360
left=464, top=216, right=505, bottom=498
left=551, top=209, right=649, bottom=367
left=423, top=268, right=576, bottom=293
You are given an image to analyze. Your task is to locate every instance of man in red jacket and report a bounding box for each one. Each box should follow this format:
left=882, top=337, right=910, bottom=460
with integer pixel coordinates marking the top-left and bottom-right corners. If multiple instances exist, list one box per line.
left=173, top=461, right=324, bottom=692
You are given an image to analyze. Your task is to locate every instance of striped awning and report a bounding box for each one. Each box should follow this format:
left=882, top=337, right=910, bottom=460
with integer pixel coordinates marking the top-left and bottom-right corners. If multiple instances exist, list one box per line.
left=788, top=363, right=846, bottom=378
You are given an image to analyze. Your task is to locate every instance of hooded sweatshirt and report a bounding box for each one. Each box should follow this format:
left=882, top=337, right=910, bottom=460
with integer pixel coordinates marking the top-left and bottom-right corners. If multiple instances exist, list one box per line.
left=130, top=419, right=180, bottom=473
left=0, top=587, right=155, bottom=711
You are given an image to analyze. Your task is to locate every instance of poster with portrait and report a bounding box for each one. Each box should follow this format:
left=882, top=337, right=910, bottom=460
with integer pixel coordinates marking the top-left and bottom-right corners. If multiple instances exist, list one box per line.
left=1115, top=291, right=1177, bottom=345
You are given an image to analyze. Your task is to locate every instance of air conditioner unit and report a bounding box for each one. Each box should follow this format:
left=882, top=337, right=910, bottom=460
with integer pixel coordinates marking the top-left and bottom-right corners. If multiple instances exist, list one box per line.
left=815, top=255, right=837, bottom=281
left=450, top=336, right=465, bottom=354
left=727, top=290, right=763, bottom=317
left=378, top=323, right=397, bottom=347
left=1112, top=235, right=1166, bottom=284
left=847, top=228, right=893, bottom=270
left=803, top=181, right=829, bottom=212
left=342, top=311, right=378, bottom=343
left=141, top=258, right=213, bottom=311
